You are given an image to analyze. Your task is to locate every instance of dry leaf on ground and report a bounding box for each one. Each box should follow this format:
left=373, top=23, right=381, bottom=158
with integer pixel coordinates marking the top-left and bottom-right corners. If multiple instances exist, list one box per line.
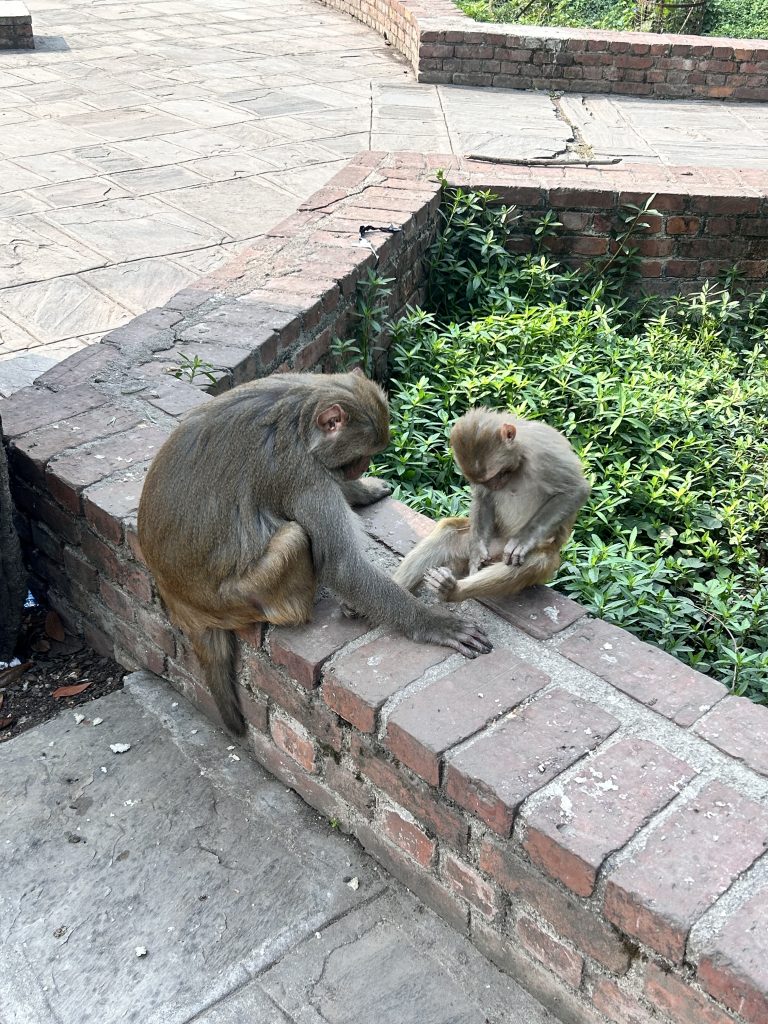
left=52, top=682, right=92, bottom=700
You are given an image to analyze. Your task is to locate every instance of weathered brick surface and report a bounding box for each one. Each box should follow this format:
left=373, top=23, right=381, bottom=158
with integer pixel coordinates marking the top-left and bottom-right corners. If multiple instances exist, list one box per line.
left=322, top=634, right=449, bottom=732
left=556, top=619, right=725, bottom=726
left=351, top=734, right=468, bottom=852
left=517, top=916, right=584, bottom=989
left=385, top=648, right=548, bottom=785
left=380, top=807, right=436, bottom=866
left=481, top=585, right=585, bottom=640
left=645, top=963, right=735, bottom=1024
left=605, top=781, right=768, bottom=962
left=522, top=737, right=696, bottom=896
left=480, top=839, right=631, bottom=973
left=694, top=695, right=768, bottom=776
left=5, top=151, right=768, bottom=1024
left=445, top=688, right=619, bottom=836
left=269, top=597, right=369, bottom=689
left=441, top=852, right=499, bottom=919
left=697, top=887, right=768, bottom=1024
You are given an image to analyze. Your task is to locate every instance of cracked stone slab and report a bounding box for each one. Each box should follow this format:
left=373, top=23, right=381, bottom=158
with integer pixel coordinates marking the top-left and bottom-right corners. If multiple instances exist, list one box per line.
left=0, top=673, right=385, bottom=1024
left=251, top=890, right=557, bottom=1024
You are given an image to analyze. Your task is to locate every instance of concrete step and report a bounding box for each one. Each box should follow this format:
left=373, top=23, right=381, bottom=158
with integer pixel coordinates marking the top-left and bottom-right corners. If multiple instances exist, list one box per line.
left=0, top=671, right=557, bottom=1024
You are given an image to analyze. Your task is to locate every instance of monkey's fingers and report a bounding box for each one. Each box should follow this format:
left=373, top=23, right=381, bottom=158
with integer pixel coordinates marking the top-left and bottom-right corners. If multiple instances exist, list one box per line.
left=424, top=566, right=457, bottom=601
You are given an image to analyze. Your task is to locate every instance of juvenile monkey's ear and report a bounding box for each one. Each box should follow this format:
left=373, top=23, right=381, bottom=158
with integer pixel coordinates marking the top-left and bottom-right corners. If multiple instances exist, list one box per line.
left=350, top=366, right=366, bottom=379
left=317, top=404, right=349, bottom=434
left=500, top=423, right=517, bottom=443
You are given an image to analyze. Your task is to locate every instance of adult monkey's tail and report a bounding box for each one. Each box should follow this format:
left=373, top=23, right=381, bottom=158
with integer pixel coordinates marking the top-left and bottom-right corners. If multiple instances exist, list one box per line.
left=193, top=627, right=245, bottom=735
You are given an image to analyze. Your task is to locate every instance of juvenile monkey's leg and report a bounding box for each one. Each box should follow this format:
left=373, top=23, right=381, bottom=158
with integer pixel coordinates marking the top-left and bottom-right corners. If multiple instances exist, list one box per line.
left=425, top=543, right=562, bottom=602
left=220, top=522, right=316, bottom=626
left=392, top=518, right=471, bottom=592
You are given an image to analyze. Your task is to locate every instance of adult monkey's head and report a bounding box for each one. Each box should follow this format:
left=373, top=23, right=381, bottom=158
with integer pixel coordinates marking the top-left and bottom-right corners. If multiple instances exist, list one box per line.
left=309, top=370, right=390, bottom=481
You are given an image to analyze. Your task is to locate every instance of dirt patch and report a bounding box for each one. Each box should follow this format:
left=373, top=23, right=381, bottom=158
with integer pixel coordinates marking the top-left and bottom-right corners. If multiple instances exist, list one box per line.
left=0, top=601, right=124, bottom=743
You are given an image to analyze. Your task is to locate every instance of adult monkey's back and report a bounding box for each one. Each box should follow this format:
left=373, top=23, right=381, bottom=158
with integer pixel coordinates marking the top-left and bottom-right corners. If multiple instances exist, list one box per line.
left=138, top=372, right=491, bottom=734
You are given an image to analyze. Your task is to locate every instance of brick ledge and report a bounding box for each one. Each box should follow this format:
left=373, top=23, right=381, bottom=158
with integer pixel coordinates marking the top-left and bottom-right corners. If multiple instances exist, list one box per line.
left=319, top=0, right=768, bottom=101
left=2, top=151, right=768, bottom=1024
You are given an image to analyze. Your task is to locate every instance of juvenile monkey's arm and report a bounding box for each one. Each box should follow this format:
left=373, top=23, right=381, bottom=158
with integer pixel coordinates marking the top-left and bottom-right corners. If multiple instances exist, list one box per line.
left=504, top=484, right=589, bottom=565
left=468, top=486, right=495, bottom=574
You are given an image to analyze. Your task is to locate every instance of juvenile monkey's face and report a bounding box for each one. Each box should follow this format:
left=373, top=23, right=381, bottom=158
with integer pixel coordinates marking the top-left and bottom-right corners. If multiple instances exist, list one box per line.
left=313, top=376, right=390, bottom=480
left=451, top=412, right=521, bottom=491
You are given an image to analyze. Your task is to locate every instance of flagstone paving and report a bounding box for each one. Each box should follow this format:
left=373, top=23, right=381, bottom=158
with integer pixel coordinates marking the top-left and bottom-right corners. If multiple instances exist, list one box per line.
left=0, top=0, right=766, bottom=392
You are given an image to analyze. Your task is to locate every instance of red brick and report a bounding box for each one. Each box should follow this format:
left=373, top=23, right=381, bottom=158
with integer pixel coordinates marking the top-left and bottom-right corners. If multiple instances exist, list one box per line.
left=481, top=585, right=585, bottom=640
left=323, top=758, right=373, bottom=819
left=269, top=597, right=368, bottom=689
left=83, top=468, right=150, bottom=543
left=441, top=853, right=498, bottom=919
left=99, top=580, right=134, bottom=622
left=604, top=781, right=768, bottom=962
left=47, top=425, right=168, bottom=511
left=517, top=917, right=583, bottom=989
left=694, top=696, right=768, bottom=777
left=479, top=840, right=630, bottom=973
left=248, top=728, right=343, bottom=823
left=8, top=407, right=140, bottom=482
left=667, top=216, right=701, bottom=235
left=241, top=687, right=268, bottom=732
left=556, top=619, right=725, bottom=726
left=235, top=622, right=264, bottom=648
left=135, top=606, right=176, bottom=658
left=356, top=821, right=468, bottom=935
left=81, top=529, right=121, bottom=580
left=249, top=653, right=342, bottom=752
left=549, top=188, right=616, bottom=210
left=590, top=976, right=653, bottom=1024
left=322, top=634, right=449, bottom=733
left=355, top=497, right=434, bottom=556
left=63, top=547, right=98, bottom=593
left=645, top=964, right=735, bottom=1024
left=270, top=715, right=316, bottom=773
left=522, top=737, right=696, bottom=897
left=380, top=808, right=436, bottom=867
left=0, top=383, right=106, bottom=440
left=697, top=886, right=768, bottom=1024
left=444, top=688, right=619, bottom=837
left=121, top=565, right=153, bottom=605
left=385, top=648, right=548, bottom=786
left=350, top=734, right=468, bottom=852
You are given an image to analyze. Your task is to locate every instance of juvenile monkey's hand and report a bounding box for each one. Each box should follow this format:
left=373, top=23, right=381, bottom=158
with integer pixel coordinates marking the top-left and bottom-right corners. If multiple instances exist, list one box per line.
left=503, top=536, right=535, bottom=566
left=424, top=566, right=457, bottom=601
left=468, top=540, right=490, bottom=576
left=361, top=477, right=393, bottom=503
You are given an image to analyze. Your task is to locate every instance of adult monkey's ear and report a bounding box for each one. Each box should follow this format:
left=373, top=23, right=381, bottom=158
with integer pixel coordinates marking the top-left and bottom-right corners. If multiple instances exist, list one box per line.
left=316, top=404, right=349, bottom=434
left=500, top=422, right=517, bottom=443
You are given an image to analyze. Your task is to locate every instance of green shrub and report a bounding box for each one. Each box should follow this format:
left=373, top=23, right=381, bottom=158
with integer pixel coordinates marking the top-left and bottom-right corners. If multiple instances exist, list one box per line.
left=371, top=188, right=768, bottom=702
left=458, top=0, right=768, bottom=38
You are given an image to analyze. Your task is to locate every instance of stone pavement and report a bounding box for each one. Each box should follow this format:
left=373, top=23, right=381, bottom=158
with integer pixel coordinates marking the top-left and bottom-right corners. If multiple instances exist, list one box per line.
left=0, top=671, right=556, bottom=1024
left=1, top=0, right=768, bottom=394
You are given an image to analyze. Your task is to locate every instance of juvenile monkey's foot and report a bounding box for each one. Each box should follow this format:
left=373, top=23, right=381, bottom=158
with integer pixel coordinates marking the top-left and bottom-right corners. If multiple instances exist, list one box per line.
left=423, top=566, right=457, bottom=602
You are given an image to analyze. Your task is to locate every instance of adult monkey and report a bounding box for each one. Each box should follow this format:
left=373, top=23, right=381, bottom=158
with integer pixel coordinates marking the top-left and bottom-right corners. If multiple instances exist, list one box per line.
left=138, top=372, right=491, bottom=735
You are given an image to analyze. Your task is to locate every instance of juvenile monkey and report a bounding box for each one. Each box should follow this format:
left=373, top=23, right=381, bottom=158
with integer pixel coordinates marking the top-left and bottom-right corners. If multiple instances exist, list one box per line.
left=393, top=408, right=590, bottom=603
left=138, top=372, right=491, bottom=735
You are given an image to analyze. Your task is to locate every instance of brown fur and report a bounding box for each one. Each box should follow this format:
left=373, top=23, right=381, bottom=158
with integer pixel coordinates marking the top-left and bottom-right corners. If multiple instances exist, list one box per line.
left=138, top=373, right=491, bottom=733
left=394, top=408, right=590, bottom=603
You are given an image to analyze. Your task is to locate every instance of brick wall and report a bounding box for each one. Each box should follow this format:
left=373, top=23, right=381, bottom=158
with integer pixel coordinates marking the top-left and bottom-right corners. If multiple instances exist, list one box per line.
left=2, top=151, right=768, bottom=1024
left=0, top=2, right=33, bottom=49
left=319, top=0, right=768, bottom=101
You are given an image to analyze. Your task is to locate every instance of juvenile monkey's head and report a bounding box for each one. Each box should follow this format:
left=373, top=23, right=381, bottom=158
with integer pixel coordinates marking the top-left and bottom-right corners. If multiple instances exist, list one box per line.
left=450, top=408, right=523, bottom=491
left=310, top=370, right=390, bottom=480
